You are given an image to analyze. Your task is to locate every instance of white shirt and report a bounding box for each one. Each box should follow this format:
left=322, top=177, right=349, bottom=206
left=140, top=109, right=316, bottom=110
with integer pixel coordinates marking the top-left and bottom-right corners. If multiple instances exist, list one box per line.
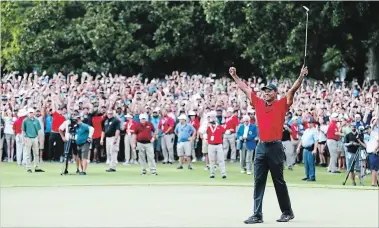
left=198, top=121, right=209, bottom=140
left=243, top=124, right=249, bottom=139
left=38, top=116, right=44, bottom=136
left=3, top=116, right=16, bottom=135
left=366, top=130, right=379, bottom=153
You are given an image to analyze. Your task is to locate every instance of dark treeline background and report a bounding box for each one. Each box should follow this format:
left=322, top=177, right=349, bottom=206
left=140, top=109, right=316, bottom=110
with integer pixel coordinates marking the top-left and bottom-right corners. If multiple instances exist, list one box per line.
left=1, top=1, right=379, bottom=82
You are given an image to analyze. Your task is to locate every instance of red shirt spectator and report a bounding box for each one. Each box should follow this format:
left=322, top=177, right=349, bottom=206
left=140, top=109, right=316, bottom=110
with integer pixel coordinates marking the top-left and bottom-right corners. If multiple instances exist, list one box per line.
left=207, top=125, right=225, bottom=144
left=188, top=118, right=200, bottom=131
left=124, top=119, right=137, bottom=135
left=135, top=122, right=155, bottom=142
left=224, top=115, right=239, bottom=132
left=13, top=116, right=27, bottom=135
left=92, top=115, right=104, bottom=139
left=158, top=116, right=175, bottom=134
left=290, top=123, right=299, bottom=140
left=51, top=112, right=65, bottom=132
left=251, top=92, right=289, bottom=142
left=327, top=120, right=340, bottom=140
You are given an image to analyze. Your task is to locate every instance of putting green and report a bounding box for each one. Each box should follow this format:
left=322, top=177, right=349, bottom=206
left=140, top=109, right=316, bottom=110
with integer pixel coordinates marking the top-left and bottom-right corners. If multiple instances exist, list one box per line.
left=1, top=161, right=376, bottom=190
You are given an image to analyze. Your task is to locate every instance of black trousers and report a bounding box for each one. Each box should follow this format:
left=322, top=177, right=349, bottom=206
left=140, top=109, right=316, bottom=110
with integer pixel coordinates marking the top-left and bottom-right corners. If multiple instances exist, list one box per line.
left=253, top=141, right=293, bottom=218
left=49, top=132, right=64, bottom=161
left=43, top=132, right=51, bottom=160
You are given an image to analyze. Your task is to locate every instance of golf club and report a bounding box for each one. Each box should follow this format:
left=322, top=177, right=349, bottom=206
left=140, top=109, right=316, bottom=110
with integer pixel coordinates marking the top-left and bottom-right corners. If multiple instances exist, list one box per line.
left=303, top=6, right=309, bottom=66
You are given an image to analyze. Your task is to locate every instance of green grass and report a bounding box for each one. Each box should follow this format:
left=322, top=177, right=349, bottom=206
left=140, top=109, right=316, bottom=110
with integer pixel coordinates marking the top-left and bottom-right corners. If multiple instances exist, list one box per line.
left=0, top=161, right=374, bottom=190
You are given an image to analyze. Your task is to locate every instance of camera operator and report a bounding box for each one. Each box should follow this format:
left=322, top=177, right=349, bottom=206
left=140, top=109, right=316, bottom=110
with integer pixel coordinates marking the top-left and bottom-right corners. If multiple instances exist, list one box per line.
left=71, top=114, right=94, bottom=175
left=344, top=124, right=362, bottom=186
left=59, top=111, right=79, bottom=173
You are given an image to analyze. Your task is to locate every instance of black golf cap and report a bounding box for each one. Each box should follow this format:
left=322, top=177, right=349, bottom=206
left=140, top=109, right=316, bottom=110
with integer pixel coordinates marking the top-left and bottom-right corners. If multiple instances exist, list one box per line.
left=261, top=83, right=278, bottom=92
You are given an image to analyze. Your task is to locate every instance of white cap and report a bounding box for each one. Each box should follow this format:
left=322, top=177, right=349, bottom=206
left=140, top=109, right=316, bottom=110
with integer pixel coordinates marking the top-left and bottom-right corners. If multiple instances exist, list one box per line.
left=28, top=108, right=35, bottom=113
left=331, top=113, right=338, bottom=118
left=292, top=116, right=298, bottom=121
left=227, top=107, right=234, bottom=112
left=139, top=114, right=148, bottom=120
left=17, top=109, right=27, bottom=117
left=188, top=111, right=196, bottom=116
left=153, top=107, right=160, bottom=112
left=355, top=114, right=361, bottom=118
left=242, top=115, right=250, bottom=122
left=208, top=111, right=217, bottom=117
left=178, top=114, right=187, bottom=120
left=126, top=113, right=133, bottom=118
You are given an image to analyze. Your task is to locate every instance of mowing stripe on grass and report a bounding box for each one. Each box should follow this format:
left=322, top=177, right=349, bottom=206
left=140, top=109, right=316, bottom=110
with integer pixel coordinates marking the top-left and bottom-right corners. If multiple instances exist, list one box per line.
left=1, top=181, right=377, bottom=190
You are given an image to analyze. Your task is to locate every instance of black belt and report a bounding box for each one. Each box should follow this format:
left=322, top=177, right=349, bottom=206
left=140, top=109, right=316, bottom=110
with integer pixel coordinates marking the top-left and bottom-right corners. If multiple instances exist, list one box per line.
left=26, top=136, right=37, bottom=139
left=260, top=140, right=281, bottom=144
left=209, top=143, right=221, bottom=145
left=137, top=141, right=151, bottom=144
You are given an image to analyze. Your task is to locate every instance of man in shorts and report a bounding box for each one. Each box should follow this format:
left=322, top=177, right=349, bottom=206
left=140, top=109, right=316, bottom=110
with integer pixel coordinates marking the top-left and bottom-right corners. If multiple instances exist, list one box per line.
left=175, top=114, right=196, bottom=170
left=73, top=114, right=94, bottom=175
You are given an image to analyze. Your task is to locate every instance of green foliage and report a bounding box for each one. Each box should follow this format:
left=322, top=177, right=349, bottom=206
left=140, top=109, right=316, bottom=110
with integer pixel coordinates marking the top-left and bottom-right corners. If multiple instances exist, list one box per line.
left=1, top=1, right=379, bottom=81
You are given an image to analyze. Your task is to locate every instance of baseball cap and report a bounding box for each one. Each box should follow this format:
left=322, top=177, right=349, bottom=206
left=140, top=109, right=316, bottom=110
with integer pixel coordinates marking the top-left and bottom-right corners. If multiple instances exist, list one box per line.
left=261, top=84, right=278, bottom=92
left=178, top=114, right=187, bottom=120
left=139, top=113, right=147, bottom=120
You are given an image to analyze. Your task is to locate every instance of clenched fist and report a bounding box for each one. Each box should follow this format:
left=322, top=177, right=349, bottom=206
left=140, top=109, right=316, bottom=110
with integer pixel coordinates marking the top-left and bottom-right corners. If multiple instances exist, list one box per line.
left=229, top=67, right=237, bottom=78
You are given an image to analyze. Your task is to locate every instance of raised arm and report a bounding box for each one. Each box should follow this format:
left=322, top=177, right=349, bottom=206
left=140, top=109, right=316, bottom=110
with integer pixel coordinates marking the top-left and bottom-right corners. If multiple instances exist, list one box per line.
left=287, top=65, right=308, bottom=107
left=228, top=67, right=252, bottom=104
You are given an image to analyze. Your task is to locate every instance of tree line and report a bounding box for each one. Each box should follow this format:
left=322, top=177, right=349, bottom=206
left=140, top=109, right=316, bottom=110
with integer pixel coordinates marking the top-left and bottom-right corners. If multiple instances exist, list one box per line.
left=1, top=1, right=378, bottom=82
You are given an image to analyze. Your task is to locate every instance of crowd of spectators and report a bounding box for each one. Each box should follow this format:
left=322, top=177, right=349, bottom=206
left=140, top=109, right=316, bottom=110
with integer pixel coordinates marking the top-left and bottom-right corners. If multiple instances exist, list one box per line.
left=1, top=70, right=378, bottom=185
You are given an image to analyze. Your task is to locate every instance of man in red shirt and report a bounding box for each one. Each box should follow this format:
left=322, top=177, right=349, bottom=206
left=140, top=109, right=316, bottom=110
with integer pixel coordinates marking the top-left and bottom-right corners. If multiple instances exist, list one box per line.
left=188, top=111, right=200, bottom=162
left=230, top=65, right=308, bottom=224
left=133, top=113, right=157, bottom=175
left=13, top=109, right=27, bottom=165
left=223, top=107, right=239, bottom=162
left=49, top=102, right=67, bottom=162
left=290, top=116, right=300, bottom=164
left=206, top=111, right=227, bottom=179
left=91, top=107, right=105, bottom=163
left=155, top=109, right=175, bottom=164
left=123, top=113, right=137, bottom=165
left=326, top=113, right=343, bottom=173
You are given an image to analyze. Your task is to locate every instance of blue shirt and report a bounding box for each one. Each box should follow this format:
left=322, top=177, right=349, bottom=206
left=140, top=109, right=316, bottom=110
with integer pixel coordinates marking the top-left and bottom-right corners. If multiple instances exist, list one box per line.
left=175, top=123, right=195, bottom=143
left=150, top=116, right=161, bottom=137
left=301, top=127, right=319, bottom=148
left=133, top=115, right=140, bottom=123
left=75, top=123, right=90, bottom=145
left=45, top=115, right=52, bottom=133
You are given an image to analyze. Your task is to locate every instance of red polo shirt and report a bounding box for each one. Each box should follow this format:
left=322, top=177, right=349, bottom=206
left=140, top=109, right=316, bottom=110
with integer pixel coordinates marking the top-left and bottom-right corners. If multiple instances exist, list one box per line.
left=327, top=120, right=340, bottom=140
left=188, top=118, right=200, bottom=131
left=158, top=116, right=175, bottom=134
left=124, top=119, right=137, bottom=135
left=224, top=115, right=239, bottom=132
left=51, top=112, right=66, bottom=133
left=135, top=122, right=155, bottom=142
left=290, top=123, right=299, bottom=140
left=92, top=115, right=104, bottom=139
left=250, top=92, right=289, bottom=142
left=206, top=125, right=225, bottom=145
left=13, top=116, right=26, bottom=135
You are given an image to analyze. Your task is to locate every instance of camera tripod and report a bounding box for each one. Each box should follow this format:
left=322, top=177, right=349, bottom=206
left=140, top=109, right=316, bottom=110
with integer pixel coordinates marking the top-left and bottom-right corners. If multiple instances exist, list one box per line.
left=342, top=145, right=379, bottom=186
left=61, top=137, right=74, bottom=175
